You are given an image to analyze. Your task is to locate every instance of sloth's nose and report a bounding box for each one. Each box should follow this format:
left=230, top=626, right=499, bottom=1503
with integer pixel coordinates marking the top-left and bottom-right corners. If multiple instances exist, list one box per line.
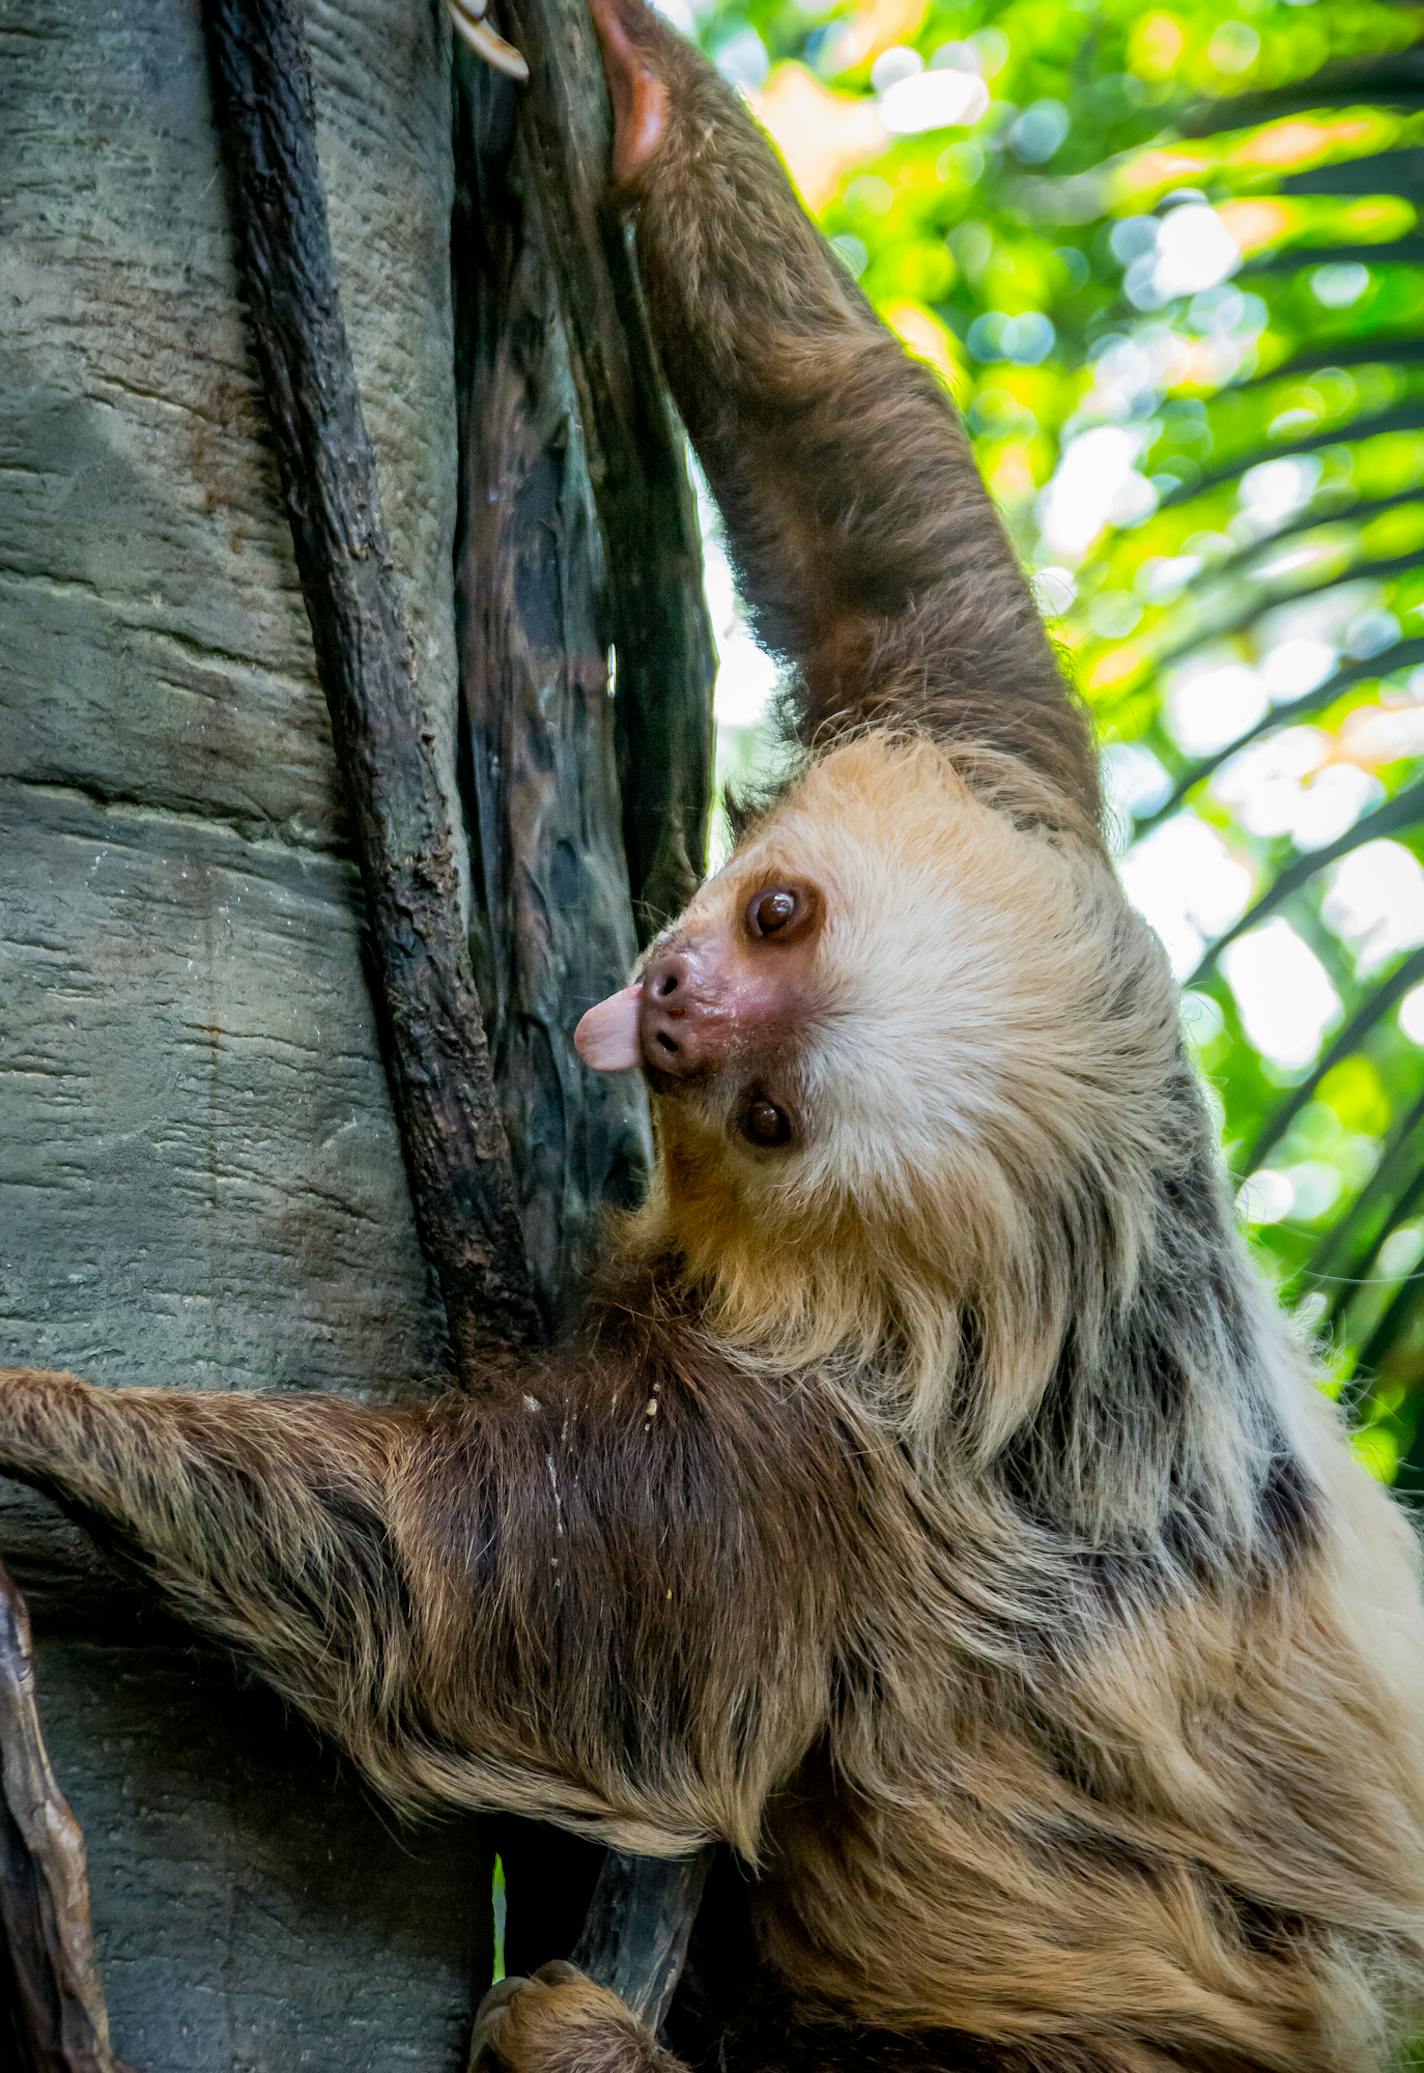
left=639, top=947, right=722, bottom=1079
left=645, top=950, right=688, bottom=1002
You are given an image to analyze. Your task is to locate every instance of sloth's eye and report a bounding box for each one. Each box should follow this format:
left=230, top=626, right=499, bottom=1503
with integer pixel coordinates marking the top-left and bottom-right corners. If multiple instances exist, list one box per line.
left=743, top=1098, right=792, bottom=1149
left=748, top=887, right=799, bottom=937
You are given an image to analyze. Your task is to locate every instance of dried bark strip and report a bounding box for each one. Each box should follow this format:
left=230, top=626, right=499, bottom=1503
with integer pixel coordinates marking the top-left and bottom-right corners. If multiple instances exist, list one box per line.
left=450, top=53, right=651, bottom=1330
left=0, top=1560, right=128, bottom=2073
left=203, top=0, right=541, bottom=1370
left=491, top=0, right=718, bottom=934
left=448, top=16, right=716, bottom=2016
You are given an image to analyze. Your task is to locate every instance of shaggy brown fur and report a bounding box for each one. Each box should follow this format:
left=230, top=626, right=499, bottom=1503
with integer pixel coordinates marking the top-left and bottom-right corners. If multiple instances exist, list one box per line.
left=3, top=4, right=1424, bottom=2071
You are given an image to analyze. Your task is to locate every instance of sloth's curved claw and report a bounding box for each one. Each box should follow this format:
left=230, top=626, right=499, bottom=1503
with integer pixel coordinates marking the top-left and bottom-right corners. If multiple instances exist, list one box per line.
left=447, top=0, right=530, bottom=84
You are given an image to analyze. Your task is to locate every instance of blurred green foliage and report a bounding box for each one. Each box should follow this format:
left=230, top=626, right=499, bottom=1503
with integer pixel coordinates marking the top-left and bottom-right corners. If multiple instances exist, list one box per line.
left=692, top=0, right=1424, bottom=1482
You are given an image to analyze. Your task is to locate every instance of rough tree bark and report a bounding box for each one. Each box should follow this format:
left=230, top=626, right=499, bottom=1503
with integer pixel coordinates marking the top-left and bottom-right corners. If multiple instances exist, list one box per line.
left=0, top=0, right=715, bottom=2065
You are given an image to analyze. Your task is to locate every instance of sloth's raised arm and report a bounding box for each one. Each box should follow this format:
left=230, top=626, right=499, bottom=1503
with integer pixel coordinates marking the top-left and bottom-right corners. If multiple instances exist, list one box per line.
left=587, top=0, right=1100, bottom=819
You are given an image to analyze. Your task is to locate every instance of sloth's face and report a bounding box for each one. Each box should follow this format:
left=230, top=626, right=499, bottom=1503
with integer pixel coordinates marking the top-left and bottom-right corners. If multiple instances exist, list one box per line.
left=579, top=854, right=826, bottom=1154
left=577, top=733, right=1152, bottom=1250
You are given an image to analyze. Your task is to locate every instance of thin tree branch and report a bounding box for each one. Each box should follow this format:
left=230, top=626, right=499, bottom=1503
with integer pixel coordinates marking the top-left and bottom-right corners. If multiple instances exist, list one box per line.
left=572, top=1848, right=711, bottom=2032
left=0, top=1560, right=130, bottom=2073
left=203, top=0, right=541, bottom=1373
left=1133, top=637, right=1424, bottom=839
left=1234, top=943, right=1424, bottom=1177
left=1186, top=776, right=1424, bottom=988
left=1153, top=399, right=1424, bottom=515
left=1317, top=1087, right=1424, bottom=1330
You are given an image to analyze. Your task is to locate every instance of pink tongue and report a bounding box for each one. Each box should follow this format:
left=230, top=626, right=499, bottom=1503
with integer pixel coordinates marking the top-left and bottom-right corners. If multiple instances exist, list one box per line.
left=574, top=984, right=643, bottom=1071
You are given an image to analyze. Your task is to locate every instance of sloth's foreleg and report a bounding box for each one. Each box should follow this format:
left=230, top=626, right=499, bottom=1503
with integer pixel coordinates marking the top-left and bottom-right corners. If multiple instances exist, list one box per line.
left=0, top=1365, right=416, bottom=1762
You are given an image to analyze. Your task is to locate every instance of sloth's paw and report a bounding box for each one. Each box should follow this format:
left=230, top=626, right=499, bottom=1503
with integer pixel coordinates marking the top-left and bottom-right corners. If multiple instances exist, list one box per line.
left=471, top=1962, right=673, bottom=2073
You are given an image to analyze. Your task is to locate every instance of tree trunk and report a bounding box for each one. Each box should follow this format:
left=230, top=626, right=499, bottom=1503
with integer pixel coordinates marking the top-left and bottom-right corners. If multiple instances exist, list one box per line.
left=0, top=0, right=714, bottom=2064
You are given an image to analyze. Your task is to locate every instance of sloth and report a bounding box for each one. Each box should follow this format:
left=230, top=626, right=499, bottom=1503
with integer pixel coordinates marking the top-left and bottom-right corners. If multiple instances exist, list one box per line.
left=4, top=3, right=1424, bottom=2071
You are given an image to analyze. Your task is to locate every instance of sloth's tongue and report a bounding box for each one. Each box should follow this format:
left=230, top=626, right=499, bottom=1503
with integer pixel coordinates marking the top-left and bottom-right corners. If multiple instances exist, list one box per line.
left=575, top=984, right=643, bottom=1072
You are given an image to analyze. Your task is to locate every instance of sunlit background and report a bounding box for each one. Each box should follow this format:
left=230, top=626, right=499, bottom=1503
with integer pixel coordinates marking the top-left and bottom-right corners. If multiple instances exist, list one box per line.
left=675, top=0, right=1424, bottom=1484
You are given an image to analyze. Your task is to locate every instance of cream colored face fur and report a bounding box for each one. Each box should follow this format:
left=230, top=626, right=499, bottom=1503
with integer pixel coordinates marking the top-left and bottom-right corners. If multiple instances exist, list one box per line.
left=633, top=734, right=1186, bottom=1432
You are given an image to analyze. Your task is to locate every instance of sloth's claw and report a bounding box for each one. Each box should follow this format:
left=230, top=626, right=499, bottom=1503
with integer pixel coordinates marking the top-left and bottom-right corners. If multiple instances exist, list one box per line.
left=447, top=0, right=529, bottom=84
left=470, top=1963, right=661, bottom=2073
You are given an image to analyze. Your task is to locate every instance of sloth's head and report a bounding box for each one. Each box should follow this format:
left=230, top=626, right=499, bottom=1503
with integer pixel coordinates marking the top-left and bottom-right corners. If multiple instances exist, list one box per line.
left=579, top=733, right=1182, bottom=1431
